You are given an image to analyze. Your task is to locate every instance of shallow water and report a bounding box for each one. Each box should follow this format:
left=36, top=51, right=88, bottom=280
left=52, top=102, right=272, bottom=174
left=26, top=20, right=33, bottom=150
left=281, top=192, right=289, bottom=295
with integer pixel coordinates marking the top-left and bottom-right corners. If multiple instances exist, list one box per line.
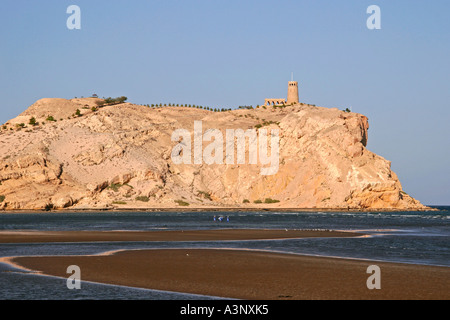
left=0, top=207, right=448, bottom=299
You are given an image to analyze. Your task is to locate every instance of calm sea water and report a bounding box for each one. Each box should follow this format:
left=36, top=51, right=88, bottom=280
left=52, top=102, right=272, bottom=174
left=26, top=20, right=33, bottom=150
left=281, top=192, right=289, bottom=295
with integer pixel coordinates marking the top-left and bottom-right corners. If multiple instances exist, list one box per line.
left=0, top=207, right=448, bottom=300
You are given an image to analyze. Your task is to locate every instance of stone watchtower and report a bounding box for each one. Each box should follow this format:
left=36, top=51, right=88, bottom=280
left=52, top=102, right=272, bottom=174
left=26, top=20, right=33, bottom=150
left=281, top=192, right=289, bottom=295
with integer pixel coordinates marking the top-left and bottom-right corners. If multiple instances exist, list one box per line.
left=264, top=77, right=300, bottom=106
left=287, top=81, right=299, bottom=105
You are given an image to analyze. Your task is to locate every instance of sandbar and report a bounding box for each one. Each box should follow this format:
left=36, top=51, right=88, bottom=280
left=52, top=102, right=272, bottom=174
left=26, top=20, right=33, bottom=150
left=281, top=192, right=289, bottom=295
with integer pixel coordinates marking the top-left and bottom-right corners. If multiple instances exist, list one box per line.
left=0, top=229, right=360, bottom=243
left=8, top=248, right=450, bottom=300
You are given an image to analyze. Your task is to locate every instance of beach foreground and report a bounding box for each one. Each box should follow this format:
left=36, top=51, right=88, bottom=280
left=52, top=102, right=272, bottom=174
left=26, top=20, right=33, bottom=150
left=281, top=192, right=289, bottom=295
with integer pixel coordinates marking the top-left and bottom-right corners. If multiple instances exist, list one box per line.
left=3, top=228, right=448, bottom=300
left=8, top=249, right=449, bottom=300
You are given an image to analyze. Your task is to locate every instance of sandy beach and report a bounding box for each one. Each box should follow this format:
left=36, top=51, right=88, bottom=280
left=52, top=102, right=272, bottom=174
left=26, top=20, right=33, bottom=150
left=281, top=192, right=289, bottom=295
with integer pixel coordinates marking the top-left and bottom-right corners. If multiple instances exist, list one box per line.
left=0, top=229, right=359, bottom=243
left=1, top=229, right=448, bottom=300
left=7, top=248, right=449, bottom=300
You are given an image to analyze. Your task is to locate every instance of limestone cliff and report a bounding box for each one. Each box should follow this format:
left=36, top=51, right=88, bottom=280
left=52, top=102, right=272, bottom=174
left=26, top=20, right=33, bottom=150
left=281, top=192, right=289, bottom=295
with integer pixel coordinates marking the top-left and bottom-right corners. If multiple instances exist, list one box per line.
left=0, top=98, right=428, bottom=210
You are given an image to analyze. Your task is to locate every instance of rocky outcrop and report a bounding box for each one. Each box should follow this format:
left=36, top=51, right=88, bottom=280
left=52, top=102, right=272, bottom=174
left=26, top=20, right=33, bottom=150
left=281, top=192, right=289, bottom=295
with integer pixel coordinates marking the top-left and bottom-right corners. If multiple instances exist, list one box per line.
left=0, top=98, right=429, bottom=211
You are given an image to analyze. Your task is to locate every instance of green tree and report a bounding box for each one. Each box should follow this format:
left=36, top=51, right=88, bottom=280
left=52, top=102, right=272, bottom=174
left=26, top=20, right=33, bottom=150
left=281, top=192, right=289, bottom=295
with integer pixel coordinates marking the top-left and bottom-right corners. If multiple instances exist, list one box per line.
left=29, top=117, right=36, bottom=126
left=75, top=109, right=81, bottom=117
left=117, top=96, right=128, bottom=103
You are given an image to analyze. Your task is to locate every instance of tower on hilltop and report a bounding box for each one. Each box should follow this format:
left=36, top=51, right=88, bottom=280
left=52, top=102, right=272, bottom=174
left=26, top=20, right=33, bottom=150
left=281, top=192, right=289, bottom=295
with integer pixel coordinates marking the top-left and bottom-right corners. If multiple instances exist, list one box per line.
left=263, top=75, right=300, bottom=106
left=287, top=80, right=299, bottom=105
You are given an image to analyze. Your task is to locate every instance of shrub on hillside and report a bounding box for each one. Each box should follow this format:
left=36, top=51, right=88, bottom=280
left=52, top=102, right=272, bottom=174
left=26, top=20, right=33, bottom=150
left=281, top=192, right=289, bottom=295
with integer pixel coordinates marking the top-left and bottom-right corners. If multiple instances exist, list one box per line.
left=135, top=196, right=150, bottom=202
left=175, top=200, right=190, bottom=206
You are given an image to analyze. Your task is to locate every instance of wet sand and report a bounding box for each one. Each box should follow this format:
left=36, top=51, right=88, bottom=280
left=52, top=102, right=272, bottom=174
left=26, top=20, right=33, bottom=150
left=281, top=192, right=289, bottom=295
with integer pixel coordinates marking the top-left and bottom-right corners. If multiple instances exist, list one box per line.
left=2, top=229, right=448, bottom=300
left=8, top=248, right=450, bottom=300
left=0, top=229, right=360, bottom=243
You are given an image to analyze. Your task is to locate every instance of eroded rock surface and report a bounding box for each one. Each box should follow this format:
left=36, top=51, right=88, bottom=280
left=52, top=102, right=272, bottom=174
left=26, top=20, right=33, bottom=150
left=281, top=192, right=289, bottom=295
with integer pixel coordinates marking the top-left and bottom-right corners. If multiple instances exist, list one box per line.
left=0, top=98, right=428, bottom=210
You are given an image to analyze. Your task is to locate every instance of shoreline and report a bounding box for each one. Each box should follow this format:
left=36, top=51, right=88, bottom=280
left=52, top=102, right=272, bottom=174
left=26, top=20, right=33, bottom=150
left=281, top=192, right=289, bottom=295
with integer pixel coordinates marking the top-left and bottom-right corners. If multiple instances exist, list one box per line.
left=0, top=205, right=441, bottom=213
left=5, top=248, right=449, bottom=300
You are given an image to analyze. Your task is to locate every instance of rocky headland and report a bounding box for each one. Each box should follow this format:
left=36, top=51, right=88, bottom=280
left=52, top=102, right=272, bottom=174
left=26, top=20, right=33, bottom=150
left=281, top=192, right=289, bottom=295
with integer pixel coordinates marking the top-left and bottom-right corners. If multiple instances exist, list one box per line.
left=0, top=98, right=428, bottom=211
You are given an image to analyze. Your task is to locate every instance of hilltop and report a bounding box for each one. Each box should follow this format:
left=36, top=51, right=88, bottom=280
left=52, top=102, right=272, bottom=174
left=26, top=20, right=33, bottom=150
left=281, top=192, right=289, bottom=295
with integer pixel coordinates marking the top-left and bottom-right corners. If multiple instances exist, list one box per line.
left=0, top=98, right=428, bottom=211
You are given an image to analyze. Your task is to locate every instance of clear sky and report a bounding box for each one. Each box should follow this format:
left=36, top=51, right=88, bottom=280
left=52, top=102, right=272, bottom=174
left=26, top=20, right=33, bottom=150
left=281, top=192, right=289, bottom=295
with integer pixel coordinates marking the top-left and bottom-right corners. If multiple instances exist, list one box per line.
left=0, top=0, right=449, bottom=205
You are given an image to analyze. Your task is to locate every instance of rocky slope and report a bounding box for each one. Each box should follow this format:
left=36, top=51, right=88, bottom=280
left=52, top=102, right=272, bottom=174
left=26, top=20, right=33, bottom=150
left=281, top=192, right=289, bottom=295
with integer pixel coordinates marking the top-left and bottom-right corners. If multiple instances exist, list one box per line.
left=0, top=98, right=428, bottom=210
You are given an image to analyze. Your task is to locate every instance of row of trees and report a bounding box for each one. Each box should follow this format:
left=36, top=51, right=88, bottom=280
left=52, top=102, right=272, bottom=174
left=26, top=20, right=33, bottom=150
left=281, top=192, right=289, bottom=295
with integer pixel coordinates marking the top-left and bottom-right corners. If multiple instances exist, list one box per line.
left=96, top=96, right=128, bottom=106
left=145, top=103, right=233, bottom=112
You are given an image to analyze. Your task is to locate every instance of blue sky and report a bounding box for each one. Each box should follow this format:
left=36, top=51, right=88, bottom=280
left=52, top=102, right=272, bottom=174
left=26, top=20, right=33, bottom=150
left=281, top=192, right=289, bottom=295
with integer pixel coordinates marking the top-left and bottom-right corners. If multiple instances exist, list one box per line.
left=0, top=0, right=449, bottom=205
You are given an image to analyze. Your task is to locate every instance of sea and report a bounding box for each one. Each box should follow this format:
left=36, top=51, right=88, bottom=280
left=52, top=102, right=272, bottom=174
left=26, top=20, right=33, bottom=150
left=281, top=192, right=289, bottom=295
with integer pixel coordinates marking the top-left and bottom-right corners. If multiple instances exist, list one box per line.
left=0, top=207, right=448, bottom=300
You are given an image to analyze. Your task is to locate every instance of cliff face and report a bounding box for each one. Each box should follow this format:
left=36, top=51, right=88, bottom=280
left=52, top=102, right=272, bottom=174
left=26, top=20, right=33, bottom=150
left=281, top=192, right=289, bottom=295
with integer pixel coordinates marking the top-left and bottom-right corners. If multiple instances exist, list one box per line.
left=0, top=98, right=427, bottom=210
